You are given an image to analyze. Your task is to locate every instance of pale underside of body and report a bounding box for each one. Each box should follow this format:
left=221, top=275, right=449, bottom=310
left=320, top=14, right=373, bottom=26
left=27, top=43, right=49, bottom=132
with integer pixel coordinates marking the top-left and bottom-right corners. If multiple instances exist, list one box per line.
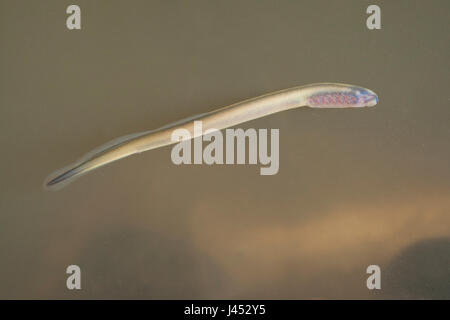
left=45, top=83, right=378, bottom=190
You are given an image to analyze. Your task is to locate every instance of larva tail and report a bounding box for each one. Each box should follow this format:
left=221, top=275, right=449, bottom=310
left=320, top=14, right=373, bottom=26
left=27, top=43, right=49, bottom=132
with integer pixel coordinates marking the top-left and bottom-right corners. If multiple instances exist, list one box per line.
left=44, top=163, right=85, bottom=191
left=44, top=130, right=151, bottom=190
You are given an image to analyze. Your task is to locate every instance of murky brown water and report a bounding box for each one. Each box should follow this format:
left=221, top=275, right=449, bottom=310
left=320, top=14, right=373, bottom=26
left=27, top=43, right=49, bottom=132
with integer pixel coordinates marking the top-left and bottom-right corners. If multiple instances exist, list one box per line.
left=0, top=0, right=449, bottom=299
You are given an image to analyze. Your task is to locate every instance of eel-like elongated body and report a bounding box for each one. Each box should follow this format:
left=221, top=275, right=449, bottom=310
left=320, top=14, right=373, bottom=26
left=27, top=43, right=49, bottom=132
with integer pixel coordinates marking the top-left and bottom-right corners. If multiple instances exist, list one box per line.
left=45, top=83, right=378, bottom=190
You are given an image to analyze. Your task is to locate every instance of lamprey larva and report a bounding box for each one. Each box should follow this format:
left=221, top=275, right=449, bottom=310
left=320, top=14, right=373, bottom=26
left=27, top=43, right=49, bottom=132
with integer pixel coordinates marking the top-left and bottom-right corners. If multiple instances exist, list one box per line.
left=44, top=83, right=378, bottom=190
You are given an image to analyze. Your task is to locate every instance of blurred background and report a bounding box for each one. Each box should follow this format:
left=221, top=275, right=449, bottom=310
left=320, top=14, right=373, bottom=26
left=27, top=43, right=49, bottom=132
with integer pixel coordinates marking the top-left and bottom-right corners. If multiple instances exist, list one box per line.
left=0, top=0, right=449, bottom=299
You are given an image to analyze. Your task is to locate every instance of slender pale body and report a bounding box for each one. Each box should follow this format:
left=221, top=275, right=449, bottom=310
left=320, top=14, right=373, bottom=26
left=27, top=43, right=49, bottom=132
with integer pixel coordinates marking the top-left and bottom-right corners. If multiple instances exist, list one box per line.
left=45, top=83, right=378, bottom=189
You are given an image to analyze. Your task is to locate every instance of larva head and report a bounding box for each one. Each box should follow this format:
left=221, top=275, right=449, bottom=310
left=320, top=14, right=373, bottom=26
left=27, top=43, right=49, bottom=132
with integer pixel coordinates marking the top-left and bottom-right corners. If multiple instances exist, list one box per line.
left=307, top=86, right=378, bottom=108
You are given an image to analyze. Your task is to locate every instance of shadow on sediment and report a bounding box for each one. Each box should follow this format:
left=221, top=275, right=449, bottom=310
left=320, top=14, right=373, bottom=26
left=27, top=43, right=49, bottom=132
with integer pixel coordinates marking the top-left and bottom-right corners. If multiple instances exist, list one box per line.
left=382, top=237, right=450, bottom=299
